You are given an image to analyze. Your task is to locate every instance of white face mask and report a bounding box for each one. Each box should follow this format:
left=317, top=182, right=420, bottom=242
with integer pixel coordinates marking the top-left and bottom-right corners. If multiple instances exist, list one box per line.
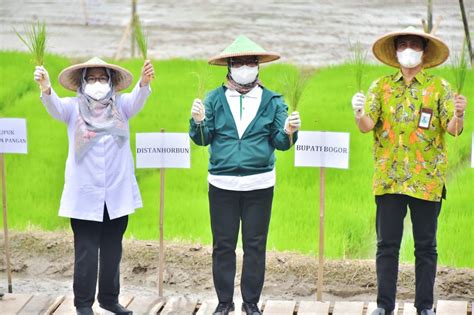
left=230, top=65, right=259, bottom=85
left=397, top=48, right=423, bottom=69
left=84, top=81, right=111, bottom=100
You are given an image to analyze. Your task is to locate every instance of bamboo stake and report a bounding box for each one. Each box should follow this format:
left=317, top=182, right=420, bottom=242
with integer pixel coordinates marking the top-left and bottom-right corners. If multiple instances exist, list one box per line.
left=430, top=16, right=443, bottom=35
left=427, top=0, right=433, bottom=33
left=316, top=167, right=325, bottom=301
left=422, top=19, right=428, bottom=33
left=79, top=0, right=89, bottom=25
left=158, top=129, right=165, bottom=297
left=459, top=0, right=473, bottom=65
left=115, top=20, right=132, bottom=60
left=0, top=153, right=13, bottom=293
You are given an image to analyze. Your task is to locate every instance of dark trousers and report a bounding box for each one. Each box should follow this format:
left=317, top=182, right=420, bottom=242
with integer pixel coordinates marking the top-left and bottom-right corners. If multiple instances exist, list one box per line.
left=208, top=184, right=273, bottom=304
left=70, top=205, right=128, bottom=308
left=375, top=194, right=441, bottom=313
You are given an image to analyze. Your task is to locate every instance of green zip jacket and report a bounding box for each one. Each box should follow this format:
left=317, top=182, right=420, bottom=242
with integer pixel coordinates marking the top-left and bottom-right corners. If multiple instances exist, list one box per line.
left=189, top=85, right=297, bottom=176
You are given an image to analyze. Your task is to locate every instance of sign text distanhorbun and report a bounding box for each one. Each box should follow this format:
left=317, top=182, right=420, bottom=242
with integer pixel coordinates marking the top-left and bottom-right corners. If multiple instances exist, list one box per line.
left=136, top=133, right=190, bottom=169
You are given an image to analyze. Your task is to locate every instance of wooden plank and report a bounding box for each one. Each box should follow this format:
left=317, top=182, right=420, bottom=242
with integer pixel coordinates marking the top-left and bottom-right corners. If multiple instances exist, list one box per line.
left=296, top=301, right=330, bottom=315
left=125, top=296, right=164, bottom=315
left=436, top=300, right=468, bottom=315
left=263, top=300, right=296, bottom=314
left=51, top=295, right=75, bottom=314
left=195, top=298, right=262, bottom=315
left=402, top=303, right=417, bottom=315
left=196, top=299, right=218, bottom=315
left=45, top=296, right=66, bottom=315
left=0, top=294, right=33, bottom=314
left=54, top=295, right=133, bottom=314
left=366, top=302, right=399, bottom=315
left=93, top=295, right=134, bottom=313
left=332, top=301, right=364, bottom=315
left=366, top=302, right=378, bottom=315
left=18, top=295, right=65, bottom=315
left=160, top=297, right=199, bottom=315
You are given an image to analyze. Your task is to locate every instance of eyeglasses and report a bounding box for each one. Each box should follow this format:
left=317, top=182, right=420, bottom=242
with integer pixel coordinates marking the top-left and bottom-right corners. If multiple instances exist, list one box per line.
left=396, top=40, right=425, bottom=52
left=86, top=76, right=109, bottom=84
left=230, top=59, right=259, bottom=68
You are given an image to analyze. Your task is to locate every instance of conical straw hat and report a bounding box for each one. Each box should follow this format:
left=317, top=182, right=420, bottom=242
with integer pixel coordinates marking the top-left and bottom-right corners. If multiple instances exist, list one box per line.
left=58, top=57, right=133, bottom=91
left=208, top=35, right=280, bottom=66
left=372, top=26, right=449, bottom=69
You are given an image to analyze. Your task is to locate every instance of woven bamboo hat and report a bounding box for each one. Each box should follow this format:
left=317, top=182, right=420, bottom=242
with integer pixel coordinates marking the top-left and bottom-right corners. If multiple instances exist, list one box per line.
left=58, top=57, right=133, bottom=91
left=372, top=26, right=449, bottom=68
left=208, top=35, right=280, bottom=66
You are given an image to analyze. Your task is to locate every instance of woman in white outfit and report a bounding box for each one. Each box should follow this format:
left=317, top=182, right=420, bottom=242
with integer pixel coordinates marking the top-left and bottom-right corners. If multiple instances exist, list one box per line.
left=34, top=57, right=154, bottom=315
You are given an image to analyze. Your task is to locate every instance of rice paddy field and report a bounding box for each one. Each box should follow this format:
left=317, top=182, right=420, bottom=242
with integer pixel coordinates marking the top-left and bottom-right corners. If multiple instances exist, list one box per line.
left=1, top=51, right=473, bottom=268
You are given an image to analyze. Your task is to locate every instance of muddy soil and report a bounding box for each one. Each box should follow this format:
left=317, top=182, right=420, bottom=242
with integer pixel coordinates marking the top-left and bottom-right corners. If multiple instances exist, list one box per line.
left=0, top=230, right=472, bottom=301
left=0, top=0, right=471, bottom=66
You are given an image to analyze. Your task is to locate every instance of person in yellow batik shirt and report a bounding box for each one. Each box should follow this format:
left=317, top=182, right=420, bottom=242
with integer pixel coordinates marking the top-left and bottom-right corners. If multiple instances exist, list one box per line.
left=351, top=27, right=467, bottom=315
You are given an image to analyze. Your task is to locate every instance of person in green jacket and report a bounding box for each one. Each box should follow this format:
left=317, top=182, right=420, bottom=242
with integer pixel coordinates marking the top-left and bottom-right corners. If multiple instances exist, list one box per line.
left=189, top=35, right=301, bottom=315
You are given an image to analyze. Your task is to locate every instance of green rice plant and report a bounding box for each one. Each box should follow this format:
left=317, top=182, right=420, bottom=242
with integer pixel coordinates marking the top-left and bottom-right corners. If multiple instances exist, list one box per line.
left=14, top=21, right=47, bottom=65
left=450, top=39, right=469, bottom=136
left=349, top=40, right=368, bottom=92
left=2, top=52, right=473, bottom=268
left=191, top=66, right=211, bottom=146
left=451, top=39, right=469, bottom=94
left=283, top=67, right=313, bottom=145
left=134, top=16, right=148, bottom=59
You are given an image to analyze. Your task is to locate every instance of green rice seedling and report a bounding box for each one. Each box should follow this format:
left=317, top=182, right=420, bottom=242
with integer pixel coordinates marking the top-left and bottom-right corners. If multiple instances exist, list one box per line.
left=14, top=21, right=47, bottom=65
left=134, top=16, right=148, bottom=59
left=450, top=39, right=469, bottom=136
left=283, top=67, right=313, bottom=145
left=349, top=40, right=368, bottom=92
left=451, top=39, right=469, bottom=94
left=191, top=67, right=211, bottom=146
left=2, top=53, right=473, bottom=268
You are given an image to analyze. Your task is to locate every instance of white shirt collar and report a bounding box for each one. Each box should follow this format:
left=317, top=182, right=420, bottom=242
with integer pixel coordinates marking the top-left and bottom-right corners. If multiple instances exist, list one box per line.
left=226, top=85, right=262, bottom=98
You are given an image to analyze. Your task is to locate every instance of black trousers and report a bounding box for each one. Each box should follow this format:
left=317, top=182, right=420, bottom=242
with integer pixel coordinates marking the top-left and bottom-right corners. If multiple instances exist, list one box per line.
left=70, top=205, right=128, bottom=308
left=209, top=184, right=273, bottom=304
left=375, top=194, right=441, bottom=313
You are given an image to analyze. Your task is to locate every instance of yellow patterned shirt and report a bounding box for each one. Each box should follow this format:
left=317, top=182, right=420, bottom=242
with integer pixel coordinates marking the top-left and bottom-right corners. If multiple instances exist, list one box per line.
left=364, top=70, right=455, bottom=201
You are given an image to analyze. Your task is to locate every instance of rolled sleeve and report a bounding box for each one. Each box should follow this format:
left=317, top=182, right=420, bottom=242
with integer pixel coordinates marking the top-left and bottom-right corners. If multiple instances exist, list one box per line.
left=118, top=82, right=152, bottom=120
left=364, top=79, right=382, bottom=124
left=40, top=88, right=75, bottom=123
left=438, top=79, right=455, bottom=131
left=270, top=97, right=294, bottom=151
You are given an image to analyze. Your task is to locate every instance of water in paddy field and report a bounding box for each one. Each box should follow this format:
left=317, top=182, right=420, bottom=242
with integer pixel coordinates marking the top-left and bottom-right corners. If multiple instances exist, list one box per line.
left=0, top=0, right=472, bottom=66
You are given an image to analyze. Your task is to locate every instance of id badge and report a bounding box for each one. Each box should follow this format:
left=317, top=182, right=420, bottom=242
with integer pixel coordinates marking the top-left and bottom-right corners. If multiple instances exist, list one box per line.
left=418, top=108, right=433, bottom=129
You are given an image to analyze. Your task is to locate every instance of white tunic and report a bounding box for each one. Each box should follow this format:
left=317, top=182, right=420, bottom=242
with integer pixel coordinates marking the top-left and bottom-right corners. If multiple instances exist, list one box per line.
left=40, top=83, right=151, bottom=221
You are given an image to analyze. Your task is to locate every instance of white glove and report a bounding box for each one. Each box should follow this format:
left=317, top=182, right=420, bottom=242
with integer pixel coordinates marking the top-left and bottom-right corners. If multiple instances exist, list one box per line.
left=351, top=92, right=365, bottom=118
left=284, top=111, right=301, bottom=135
left=34, top=66, right=51, bottom=92
left=191, top=98, right=205, bottom=123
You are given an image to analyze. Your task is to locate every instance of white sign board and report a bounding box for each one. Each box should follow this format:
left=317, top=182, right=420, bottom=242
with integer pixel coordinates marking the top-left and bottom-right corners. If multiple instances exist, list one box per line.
left=0, top=118, right=27, bottom=154
left=136, top=132, right=190, bottom=169
left=295, top=131, right=350, bottom=169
